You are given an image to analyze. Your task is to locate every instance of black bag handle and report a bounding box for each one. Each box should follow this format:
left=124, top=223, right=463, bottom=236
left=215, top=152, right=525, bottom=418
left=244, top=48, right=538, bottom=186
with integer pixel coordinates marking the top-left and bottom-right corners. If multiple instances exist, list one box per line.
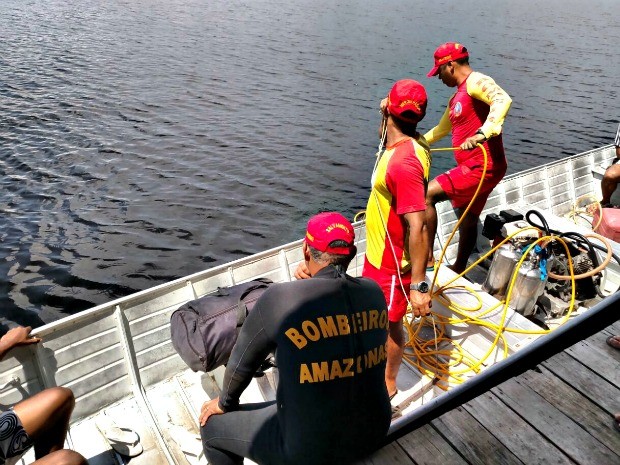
left=236, top=279, right=272, bottom=328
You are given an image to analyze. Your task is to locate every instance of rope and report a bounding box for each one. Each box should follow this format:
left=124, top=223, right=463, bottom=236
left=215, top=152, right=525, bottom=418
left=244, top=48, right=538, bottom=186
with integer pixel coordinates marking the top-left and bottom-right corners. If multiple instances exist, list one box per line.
left=566, top=193, right=603, bottom=231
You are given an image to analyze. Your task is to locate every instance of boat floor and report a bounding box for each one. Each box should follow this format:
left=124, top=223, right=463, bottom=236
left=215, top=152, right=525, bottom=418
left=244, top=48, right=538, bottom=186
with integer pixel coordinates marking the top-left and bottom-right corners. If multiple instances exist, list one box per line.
left=19, top=321, right=620, bottom=465
left=16, top=201, right=620, bottom=464
left=31, top=268, right=551, bottom=465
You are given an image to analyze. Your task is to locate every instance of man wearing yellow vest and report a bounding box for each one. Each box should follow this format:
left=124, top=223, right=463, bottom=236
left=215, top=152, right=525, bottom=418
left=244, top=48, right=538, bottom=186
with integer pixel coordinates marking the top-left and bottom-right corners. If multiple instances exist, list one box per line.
left=296, top=80, right=432, bottom=402
left=363, top=79, right=432, bottom=399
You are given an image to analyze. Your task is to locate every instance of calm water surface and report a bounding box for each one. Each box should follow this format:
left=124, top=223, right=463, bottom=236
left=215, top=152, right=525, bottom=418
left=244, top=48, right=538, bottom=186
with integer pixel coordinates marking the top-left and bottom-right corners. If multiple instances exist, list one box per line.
left=1, top=0, right=618, bottom=328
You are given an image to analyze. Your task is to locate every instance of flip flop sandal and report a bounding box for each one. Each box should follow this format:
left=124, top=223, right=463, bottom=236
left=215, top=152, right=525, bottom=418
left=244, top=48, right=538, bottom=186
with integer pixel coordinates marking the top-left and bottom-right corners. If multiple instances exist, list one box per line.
left=106, top=436, right=143, bottom=458
left=96, top=413, right=143, bottom=457
left=606, top=336, right=620, bottom=351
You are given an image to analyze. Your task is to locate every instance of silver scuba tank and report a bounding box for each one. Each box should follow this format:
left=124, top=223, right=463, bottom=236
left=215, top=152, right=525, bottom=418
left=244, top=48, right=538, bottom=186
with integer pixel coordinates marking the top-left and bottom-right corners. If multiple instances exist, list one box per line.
left=509, top=254, right=548, bottom=317
left=482, top=243, right=520, bottom=297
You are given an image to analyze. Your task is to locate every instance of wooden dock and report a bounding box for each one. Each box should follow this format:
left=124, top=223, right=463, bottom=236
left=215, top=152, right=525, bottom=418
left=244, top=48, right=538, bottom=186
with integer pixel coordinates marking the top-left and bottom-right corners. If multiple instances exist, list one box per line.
left=359, top=321, right=620, bottom=465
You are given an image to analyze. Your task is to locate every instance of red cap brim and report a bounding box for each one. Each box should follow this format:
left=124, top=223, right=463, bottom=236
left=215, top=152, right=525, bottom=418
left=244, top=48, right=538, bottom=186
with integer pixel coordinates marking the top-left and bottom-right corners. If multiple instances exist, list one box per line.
left=427, top=66, right=440, bottom=78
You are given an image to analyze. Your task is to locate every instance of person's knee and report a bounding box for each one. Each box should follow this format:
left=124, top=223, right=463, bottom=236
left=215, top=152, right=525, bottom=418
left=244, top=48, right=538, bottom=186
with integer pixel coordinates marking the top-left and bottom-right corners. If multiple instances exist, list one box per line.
left=604, top=165, right=620, bottom=182
left=62, top=450, right=88, bottom=465
left=426, top=179, right=446, bottom=206
left=37, top=449, right=87, bottom=465
left=47, top=387, right=75, bottom=412
left=426, top=190, right=443, bottom=206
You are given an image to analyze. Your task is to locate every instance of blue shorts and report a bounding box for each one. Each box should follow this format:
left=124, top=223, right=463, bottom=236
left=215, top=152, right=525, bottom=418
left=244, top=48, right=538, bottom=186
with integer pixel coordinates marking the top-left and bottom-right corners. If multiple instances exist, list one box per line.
left=0, top=411, right=33, bottom=465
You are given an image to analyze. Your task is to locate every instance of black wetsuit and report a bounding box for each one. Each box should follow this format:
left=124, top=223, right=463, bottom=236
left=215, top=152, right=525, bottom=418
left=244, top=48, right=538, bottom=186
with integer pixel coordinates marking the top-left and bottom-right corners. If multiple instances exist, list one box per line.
left=200, top=265, right=392, bottom=465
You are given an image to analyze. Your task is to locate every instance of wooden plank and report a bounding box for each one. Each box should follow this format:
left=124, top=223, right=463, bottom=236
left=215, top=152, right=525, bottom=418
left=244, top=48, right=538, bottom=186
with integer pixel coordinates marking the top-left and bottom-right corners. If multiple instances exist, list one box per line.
left=355, top=441, right=413, bottom=465
left=396, top=423, right=468, bottom=465
left=463, top=391, right=573, bottom=465
left=563, top=335, right=620, bottom=388
left=606, top=321, right=620, bottom=336
left=430, top=405, right=522, bottom=465
left=542, top=351, right=619, bottom=414
left=518, top=365, right=620, bottom=457
left=493, top=376, right=618, bottom=464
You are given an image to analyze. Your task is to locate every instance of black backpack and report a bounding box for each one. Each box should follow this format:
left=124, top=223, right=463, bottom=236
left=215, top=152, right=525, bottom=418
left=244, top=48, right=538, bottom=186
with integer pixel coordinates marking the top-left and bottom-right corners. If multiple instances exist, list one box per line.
left=170, top=278, right=272, bottom=372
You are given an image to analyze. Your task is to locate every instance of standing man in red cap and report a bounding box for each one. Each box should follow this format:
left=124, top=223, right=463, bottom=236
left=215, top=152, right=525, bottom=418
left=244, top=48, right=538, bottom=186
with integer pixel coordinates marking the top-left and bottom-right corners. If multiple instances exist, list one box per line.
left=200, top=212, right=391, bottom=465
left=297, top=80, right=432, bottom=403
left=425, top=42, right=512, bottom=273
left=364, top=79, right=432, bottom=401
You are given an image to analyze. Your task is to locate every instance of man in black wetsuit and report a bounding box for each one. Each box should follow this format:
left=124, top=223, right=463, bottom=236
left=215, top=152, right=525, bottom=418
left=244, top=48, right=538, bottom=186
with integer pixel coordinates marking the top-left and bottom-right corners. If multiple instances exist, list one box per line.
left=199, top=212, right=391, bottom=465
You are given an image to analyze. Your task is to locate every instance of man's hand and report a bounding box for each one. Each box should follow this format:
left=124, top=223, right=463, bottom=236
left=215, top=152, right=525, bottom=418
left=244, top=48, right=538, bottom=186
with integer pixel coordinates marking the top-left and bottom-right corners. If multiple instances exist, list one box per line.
left=380, top=97, right=388, bottom=116
left=460, top=133, right=486, bottom=150
left=0, top=326, right=41, bottom=360
left=294, top=262, right=311, bottom=280
left=199, top=397, right=224, bottom=426
left=409, top=290, right=432, bottom=318
left=2, top=326, right=41, bottom=347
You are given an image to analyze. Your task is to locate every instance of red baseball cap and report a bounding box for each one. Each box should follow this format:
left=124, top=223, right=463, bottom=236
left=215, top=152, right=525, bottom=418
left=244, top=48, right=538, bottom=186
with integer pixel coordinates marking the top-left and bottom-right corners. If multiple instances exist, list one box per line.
left=427, top=42, right=469, bottom=77
left=305, top=212, right=355, bottom=255
left=386, top=79, right=427, bottom=124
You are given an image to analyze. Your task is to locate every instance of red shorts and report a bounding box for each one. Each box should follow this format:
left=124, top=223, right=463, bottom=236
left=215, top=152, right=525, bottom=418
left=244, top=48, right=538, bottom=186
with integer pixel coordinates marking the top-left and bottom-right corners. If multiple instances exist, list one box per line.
left=362, top=260, right=410, bottom=322
left=437, top=163, right=506, bottom=215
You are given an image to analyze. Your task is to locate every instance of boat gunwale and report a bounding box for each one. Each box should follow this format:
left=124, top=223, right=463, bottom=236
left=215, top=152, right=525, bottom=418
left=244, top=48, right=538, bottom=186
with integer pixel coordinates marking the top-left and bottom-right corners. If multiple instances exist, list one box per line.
left=29, top=223, right=366, bottom=338
left=501, top=144, right=613, bottom=182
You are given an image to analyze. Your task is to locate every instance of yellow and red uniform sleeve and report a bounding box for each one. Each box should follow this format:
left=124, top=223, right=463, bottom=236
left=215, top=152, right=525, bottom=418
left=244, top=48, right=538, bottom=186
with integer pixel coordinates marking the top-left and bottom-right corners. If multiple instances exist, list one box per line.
left=465, top=71, right=512, bottom=139
left=424, top=71, right=511, bottom=143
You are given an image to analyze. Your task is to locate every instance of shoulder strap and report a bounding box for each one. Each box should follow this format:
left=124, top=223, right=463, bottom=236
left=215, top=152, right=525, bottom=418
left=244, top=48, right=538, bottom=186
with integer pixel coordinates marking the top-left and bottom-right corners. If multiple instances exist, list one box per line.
left=236, top=280, right=271, bottom=328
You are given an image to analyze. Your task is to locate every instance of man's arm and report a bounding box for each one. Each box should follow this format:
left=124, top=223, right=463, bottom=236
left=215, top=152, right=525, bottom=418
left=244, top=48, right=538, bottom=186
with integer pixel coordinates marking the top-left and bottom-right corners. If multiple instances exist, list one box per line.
left=218, top=300, right=275, bottom=411
left=199, top=302, right=275, bottom=425
left=404, top=211, right=431, bottom=317
left=0, top=326, right=40, bottom=360
left=423, top=107, right=452, bottom=145
left=466, top=72, right=512, bottom=140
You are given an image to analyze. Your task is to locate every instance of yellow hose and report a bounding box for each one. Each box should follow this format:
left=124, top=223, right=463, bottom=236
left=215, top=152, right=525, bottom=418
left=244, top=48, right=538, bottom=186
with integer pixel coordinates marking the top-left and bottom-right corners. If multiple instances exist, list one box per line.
left=360, top=143, right=604, bottom=388
left=403, top=234, right=579, bottom=387
left=400, top=143, right=596, bottom=388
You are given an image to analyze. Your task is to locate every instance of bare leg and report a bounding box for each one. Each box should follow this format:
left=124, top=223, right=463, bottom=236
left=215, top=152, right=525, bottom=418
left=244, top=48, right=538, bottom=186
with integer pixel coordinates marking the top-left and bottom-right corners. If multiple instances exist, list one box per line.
left=31, top=449, right=88, bottom=465
left=451, top=210, right=479, bottom=274
left=601, top=164, right=620, bottom=205
left=13, top=387, right=76, bottom=459
left=425, top=179, right=450, bottom=267
left=385, top=320, right=404, bottom=397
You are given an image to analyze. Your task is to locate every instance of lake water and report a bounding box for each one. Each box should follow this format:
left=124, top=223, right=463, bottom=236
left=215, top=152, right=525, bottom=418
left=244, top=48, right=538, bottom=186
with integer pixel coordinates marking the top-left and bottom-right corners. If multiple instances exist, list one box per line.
left=1, top=0, right=619, bottom=328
